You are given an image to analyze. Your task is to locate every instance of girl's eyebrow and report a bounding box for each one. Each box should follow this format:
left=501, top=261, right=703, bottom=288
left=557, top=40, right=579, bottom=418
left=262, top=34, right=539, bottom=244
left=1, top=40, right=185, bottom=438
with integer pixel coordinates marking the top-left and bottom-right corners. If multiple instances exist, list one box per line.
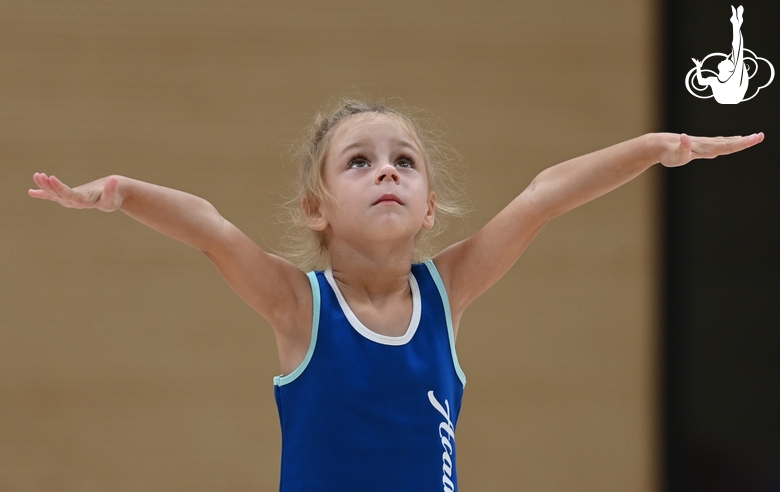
left=338, top=138, right=421, bottom=157
left=393, top=139, right=421, bottom=154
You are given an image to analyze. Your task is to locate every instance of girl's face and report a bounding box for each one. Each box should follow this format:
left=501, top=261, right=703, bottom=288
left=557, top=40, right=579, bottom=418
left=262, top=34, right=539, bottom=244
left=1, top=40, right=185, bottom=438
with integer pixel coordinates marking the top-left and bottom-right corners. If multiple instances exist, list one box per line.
left=309, top=113, right=436, bottom=251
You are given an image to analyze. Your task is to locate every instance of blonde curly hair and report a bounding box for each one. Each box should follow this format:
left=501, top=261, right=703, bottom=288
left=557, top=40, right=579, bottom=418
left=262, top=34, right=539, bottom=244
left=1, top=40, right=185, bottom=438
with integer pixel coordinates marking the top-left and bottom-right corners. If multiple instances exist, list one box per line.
left=279, top=97, right=469, bottom=271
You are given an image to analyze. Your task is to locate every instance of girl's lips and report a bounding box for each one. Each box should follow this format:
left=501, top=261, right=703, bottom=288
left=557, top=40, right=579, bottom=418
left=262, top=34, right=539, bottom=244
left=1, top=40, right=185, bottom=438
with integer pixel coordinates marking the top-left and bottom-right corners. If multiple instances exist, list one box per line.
left=374, top=194, right=402, bottom=205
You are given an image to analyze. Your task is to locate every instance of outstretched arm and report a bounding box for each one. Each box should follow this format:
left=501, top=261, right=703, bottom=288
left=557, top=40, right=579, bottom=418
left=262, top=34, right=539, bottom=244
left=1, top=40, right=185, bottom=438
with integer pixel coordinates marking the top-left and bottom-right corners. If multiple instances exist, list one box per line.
left=28, top=173, right=309, bottom=332
left=30, top=173, right=227, bottom=251
left=434, top=132, right=764, bottom=328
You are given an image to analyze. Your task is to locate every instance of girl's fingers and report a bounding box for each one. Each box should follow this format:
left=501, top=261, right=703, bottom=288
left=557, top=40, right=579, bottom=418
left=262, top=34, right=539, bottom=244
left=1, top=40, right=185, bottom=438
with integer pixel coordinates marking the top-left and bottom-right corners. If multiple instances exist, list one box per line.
left=48, top=175, right=73, bottom=199
left=693, top=133, right=762, bottom=158
left=663, top=132, right=763, bottom=167
left=36, top=174, right=64, bottom=200
left=30, top=175, right=45, bottom=199
left=32, top=173, right=49, bottom=193
left=28, top=189, right=55, bottom=200
left=717, top=133, right=763, bottom=154
left=48, top=180, right=72, bottom=203
left=32, top=174, right=66, bottom=203
left=30, top=173, right=85, bottom=207
left=34, top=174, right=60, bottom=200
left=48, top=175, right=86, bottom=206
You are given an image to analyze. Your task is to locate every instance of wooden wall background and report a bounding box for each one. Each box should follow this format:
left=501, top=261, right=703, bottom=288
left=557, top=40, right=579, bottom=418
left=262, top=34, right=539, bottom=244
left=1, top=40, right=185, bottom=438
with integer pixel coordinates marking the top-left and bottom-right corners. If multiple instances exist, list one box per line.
left=1, top=0, right=661, bottom=490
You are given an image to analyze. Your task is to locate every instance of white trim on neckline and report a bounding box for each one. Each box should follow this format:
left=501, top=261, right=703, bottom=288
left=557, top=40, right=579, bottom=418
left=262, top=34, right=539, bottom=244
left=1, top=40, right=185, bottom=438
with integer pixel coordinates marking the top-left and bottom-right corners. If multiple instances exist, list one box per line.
left=324, top=269, right=421, bottom=346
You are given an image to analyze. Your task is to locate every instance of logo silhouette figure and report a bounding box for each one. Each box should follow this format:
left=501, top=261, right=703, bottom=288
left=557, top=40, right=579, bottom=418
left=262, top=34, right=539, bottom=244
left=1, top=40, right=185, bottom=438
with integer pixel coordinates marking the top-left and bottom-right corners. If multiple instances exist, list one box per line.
left=685, top=5, right=774, bottom=104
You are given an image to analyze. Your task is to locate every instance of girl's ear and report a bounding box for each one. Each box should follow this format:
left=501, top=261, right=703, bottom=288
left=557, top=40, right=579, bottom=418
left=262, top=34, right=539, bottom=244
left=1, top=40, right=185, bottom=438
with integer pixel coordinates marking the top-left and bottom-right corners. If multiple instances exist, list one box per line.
left=302, top=196, right=327, bottom=231
left=422, top=191, right=436, bottom=230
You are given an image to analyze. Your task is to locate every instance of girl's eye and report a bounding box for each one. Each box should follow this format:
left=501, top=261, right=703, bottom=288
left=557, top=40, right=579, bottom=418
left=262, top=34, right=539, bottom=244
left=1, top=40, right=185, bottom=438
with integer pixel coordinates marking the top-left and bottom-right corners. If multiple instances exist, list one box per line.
left=349, top=156, right=370, bottom=168
left=348, top=155, right=416, bottom=169
left=396, top=156, right=416, bottom=168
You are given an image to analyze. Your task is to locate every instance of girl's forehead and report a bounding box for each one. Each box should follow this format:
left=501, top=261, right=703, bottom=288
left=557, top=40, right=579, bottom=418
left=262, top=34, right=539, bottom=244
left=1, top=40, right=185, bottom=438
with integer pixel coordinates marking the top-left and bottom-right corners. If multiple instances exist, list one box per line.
left=330, top=113, right=421, bottom=150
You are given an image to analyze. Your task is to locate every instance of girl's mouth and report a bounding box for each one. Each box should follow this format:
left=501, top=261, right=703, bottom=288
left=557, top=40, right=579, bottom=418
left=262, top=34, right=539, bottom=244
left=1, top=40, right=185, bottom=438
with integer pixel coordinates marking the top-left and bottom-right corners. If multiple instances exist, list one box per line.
left=374, top=194, right=402, bottom=205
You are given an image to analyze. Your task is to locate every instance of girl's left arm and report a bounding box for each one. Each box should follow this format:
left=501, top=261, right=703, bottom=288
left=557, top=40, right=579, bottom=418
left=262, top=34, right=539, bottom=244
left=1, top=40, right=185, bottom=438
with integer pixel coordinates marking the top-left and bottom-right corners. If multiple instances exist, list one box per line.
left=434, top=132, right=764, bottom=324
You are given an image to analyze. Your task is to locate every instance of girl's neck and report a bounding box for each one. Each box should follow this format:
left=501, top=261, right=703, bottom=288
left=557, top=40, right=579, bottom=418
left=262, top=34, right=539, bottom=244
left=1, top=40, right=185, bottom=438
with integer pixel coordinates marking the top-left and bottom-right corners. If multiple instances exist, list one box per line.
left=328, top=243, right=415, bottom=303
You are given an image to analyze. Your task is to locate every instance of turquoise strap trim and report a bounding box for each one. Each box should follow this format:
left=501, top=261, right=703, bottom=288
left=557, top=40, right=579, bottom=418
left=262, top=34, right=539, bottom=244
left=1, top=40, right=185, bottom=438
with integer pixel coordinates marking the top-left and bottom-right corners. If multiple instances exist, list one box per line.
left=424, top=259, right=466, bottom=387
left=274, top=271, right=321, bottom=386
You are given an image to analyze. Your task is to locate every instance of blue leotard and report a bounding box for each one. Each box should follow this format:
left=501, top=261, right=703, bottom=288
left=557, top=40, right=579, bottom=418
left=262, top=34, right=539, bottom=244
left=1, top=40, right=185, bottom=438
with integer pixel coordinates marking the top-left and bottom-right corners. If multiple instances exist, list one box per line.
left=274, top=259, right=466, bottom=491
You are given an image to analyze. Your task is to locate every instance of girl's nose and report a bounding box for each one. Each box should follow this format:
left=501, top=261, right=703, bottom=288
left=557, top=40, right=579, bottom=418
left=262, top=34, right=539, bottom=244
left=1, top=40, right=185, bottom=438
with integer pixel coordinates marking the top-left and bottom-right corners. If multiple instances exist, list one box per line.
left=376, top=162, right=400, bottom=184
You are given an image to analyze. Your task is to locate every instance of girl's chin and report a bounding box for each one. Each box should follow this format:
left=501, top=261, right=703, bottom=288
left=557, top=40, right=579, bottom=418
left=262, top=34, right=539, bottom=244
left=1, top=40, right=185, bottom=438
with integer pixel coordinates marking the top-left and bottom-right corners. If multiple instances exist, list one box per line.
left=352, top=223, right=421, bottom=242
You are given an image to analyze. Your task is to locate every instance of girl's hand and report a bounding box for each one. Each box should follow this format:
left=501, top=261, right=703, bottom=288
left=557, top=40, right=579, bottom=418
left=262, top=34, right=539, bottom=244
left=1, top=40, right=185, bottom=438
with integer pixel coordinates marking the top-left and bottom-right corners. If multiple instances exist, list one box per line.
left=658, top=132, right=764, bottom=168
left=28, top=173, right=123, bottom=212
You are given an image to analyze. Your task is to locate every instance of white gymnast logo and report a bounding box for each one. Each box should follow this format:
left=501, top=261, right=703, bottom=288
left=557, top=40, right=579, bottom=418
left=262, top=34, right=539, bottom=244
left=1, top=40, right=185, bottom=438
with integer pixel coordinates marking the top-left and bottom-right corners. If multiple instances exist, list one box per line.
left=685, top=5, right=774, bottom=104
left=428, top=391, right=456, bottom=492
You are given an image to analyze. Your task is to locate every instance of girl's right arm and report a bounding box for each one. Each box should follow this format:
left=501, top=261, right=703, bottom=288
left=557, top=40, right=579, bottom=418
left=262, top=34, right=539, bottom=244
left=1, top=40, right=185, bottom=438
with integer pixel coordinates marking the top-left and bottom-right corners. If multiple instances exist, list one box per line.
left=28, top=173, right=311, bottom=338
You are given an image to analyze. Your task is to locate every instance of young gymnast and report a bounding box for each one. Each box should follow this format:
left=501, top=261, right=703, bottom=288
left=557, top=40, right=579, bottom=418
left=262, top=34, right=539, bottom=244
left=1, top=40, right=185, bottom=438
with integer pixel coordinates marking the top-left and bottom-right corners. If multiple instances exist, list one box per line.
left=28, top=100, right=763, bottom=491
